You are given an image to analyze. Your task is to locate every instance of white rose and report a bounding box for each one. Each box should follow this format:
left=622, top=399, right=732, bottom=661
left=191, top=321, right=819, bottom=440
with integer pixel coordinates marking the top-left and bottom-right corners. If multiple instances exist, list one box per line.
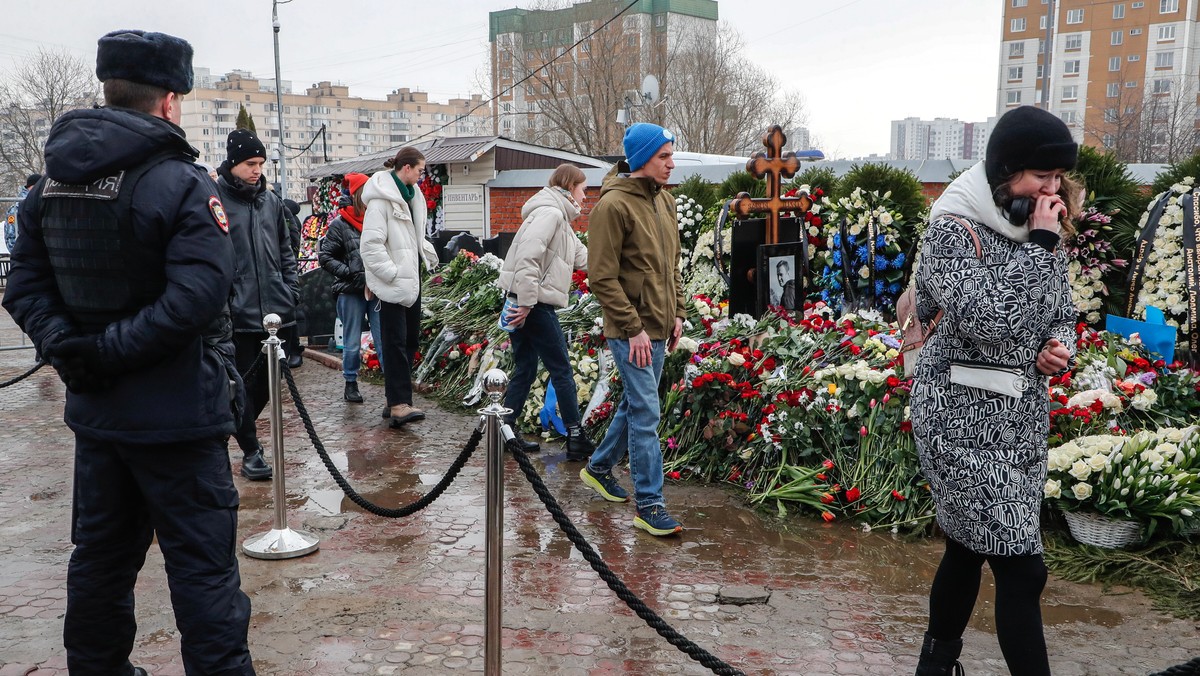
left=1072, top=482, right=1093, bottom=500
left=1087, top=454, right=1108, bottom=471
left=728, top=353, right=746, bottom=367
left=1044, top=479, right=1062, bottom=499
left=1068, top=460, right=1092, bottom=481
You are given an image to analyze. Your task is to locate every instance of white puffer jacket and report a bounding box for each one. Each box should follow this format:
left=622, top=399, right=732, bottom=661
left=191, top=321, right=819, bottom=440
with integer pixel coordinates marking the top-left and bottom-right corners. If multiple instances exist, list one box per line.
left=360, top=170, right=439, bottom=307
left=496, top=186, right=588, bottom=308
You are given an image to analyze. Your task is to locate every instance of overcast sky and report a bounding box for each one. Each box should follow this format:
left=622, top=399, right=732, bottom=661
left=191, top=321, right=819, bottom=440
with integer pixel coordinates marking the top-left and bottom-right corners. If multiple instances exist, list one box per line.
left=1, top=0, right=1003, bottom=159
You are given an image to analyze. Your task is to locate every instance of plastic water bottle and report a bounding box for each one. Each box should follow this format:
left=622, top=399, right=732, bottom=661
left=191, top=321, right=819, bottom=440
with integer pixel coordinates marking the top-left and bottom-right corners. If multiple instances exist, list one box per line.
left=498, top=294, right=519, bottom=332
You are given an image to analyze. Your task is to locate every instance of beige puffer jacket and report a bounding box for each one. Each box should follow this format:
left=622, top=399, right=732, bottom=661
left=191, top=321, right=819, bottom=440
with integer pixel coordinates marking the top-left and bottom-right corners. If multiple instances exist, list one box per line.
left=360, top=170, right=438, bottom=307
left=496, top=186, right=587, bottom=308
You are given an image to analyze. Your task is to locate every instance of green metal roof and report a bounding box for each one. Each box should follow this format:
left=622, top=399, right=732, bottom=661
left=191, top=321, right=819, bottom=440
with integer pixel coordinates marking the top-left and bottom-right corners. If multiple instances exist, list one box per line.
left=490, top=0, right=718, bottom=42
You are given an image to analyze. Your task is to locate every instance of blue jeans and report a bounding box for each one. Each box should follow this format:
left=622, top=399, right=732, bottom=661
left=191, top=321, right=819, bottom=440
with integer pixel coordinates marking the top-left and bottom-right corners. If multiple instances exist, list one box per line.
left=337, top=293, right=383, bottom=382
left=587, top=337, right=666, bottom=510
left=504, top=303, right=580, bottom=427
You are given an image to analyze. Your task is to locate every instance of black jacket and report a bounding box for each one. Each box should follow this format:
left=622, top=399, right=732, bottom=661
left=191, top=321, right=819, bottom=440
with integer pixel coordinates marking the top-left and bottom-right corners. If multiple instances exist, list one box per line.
left=217, top=167, right=299, bottom=332
left=1, top=106, right=239, bottom=443
left=318, top=215, right=367, bottom=297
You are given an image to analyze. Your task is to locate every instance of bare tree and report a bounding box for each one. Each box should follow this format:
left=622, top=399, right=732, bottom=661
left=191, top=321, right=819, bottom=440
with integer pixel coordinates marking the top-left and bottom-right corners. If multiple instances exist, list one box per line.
left=0, top=48, right=98, bottom=190
left=662, top=22, right=808, bottom=155
left=1084, top=69, right=1197, bottom=163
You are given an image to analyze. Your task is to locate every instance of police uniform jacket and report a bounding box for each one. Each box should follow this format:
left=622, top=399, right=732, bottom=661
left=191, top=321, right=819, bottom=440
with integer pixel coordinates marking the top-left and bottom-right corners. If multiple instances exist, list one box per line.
left=1, top=106, right=239, bottom=443
left=216, top=170, right=299, bottom=332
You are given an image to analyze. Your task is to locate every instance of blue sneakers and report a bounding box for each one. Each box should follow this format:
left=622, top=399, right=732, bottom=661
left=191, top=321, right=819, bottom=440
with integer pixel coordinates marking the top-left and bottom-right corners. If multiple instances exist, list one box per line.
left=579, top=466, right=629, bottom=502
left=634, top=506, right=683, bottom=536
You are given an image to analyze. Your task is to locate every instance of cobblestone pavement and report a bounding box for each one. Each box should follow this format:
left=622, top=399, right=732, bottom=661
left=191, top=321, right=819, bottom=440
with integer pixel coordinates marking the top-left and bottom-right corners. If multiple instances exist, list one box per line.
left=0, top=312, right=1197, bottom=675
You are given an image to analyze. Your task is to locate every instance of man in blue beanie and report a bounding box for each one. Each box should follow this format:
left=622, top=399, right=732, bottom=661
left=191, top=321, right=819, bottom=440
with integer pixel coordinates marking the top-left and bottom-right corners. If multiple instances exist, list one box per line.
left=3, top=29, right=256, bottom=675
left=579, top=123, right=687, bottom=536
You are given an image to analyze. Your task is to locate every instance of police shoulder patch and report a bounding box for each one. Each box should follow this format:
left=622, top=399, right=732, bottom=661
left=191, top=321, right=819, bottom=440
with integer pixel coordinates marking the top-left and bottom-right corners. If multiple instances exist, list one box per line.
left=208, top=196, right=229, bottom=233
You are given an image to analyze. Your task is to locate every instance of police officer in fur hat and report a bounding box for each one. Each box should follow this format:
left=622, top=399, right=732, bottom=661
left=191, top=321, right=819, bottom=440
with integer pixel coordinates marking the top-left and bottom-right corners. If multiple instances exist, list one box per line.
left=2, top=30, right=255, bottom=675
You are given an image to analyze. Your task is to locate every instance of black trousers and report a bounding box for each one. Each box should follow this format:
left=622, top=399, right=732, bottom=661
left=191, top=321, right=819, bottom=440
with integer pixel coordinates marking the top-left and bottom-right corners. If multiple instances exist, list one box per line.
left=378, top=298, right=420, bottom=407
left=232, top=329, right=292, bottom=453
left=927, top=537, right=1050, bottom=675
left=65, top=435, right=254, bottom=675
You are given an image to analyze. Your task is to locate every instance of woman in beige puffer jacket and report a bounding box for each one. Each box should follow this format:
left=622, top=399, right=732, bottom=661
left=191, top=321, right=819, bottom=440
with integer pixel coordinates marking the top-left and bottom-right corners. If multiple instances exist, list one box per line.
left=495, top=164, right=594, bottom=459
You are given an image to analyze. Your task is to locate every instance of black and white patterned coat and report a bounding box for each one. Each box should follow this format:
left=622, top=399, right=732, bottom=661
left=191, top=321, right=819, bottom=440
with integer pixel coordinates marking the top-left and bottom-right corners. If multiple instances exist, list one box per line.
left=910, top=162, right=1077, bottom=557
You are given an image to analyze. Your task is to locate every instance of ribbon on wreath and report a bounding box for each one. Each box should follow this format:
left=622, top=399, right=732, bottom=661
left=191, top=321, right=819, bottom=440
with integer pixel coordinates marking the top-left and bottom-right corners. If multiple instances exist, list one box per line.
left=1125, top=191, right=1169, bottom=317
left=1183, top=193, right=1200, bottom=366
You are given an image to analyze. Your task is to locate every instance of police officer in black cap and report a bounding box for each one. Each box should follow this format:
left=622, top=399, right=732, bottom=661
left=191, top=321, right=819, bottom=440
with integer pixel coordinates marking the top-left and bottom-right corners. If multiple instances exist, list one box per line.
left=2, top=29, right=255, bottom=675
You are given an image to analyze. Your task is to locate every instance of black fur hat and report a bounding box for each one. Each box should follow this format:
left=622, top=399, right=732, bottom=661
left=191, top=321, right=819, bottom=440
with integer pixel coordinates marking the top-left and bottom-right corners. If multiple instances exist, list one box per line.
left=96, top=30, right=194, bottom=94
left=985, top=106, right=1078, bottom=190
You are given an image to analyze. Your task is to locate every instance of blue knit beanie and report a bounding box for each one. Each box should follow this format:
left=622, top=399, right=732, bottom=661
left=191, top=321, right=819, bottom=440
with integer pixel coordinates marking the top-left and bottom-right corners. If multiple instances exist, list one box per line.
left=623, top=123, right=675, bottom=172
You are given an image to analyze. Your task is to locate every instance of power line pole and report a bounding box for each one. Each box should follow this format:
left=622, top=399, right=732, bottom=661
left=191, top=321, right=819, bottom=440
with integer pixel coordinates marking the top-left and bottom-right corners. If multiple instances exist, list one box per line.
left=272, top=0, right=288, bottom=200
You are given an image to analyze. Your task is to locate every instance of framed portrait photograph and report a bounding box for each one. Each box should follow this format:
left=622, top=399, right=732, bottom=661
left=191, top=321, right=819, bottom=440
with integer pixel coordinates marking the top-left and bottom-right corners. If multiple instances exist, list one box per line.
left=757, top=242, right=804, bottom=315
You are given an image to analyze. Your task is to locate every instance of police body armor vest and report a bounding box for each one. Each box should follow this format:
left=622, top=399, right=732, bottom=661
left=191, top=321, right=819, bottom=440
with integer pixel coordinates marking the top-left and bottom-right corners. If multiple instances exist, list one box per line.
left=39, top=152, right=182, bottom=333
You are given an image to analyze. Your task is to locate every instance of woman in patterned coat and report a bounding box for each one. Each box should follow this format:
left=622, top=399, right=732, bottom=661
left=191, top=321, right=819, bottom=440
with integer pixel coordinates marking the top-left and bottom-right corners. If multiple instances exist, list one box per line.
left=910, top=105, right=1081, bottom=676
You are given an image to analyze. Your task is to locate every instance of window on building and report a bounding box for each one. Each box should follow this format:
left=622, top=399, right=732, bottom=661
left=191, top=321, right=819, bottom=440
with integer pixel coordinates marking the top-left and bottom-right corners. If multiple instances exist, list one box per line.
left=556, top=82, right=566, bottom=93
left=1109, top=56, right=1122, bottom=70
left=1107, top=82, right=1121, bottom=96
left=1126, top=80, right=1138, bottom=87
left=1065, top=59, right=1081, bottom=75
left=1129, top=54, right=1141, bottom=61
left=1008, top=66, right=1024, bottom=80
left=1007, top=90, right=1022, bottom=105
left=1112, top=30, right=1124, bottom=44
left=1062, top=84, right=1079, bottom=99
left=1064, top=34, right=1082, bottom=50
left=627, top=33, right=637, bottom=46
left=1037, top=64, right=1045, bottom=78
left=1132, top=0, right=1144, bottom=6
left=1131, top=27, right=1143, bottom=34
left=1061, top=111, right=1078, bottom=124
left=1114, top=3, right=1126, bottom=18
left=1159, top=24, right=1176, bottom=40
left=1105, top=108, right=1119, bottom=122
left=1039, top=37, right=1047, bottom=53
left=1040, top=15, right=1047, bottom=29
left=1012, top=0, right=1027, bottom=5
left=1066, top=8, right=1084, bottom=23
left=1156, top=51, right=1175, bottom=68
left=1161, top=0, right=1179, bottom=12
left=1009, top=42, right=1025, bottom=58
left=654, top=14, right=665, bottom=26
left=1103, top=134, right=1116, bottom=148
left=1153, top=78, right=1172, bottom=93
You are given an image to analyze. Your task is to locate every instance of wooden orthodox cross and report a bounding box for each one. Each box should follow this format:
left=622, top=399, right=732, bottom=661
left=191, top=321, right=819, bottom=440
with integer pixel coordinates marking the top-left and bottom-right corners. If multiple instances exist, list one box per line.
left=729, top=125, right=813, bottom=244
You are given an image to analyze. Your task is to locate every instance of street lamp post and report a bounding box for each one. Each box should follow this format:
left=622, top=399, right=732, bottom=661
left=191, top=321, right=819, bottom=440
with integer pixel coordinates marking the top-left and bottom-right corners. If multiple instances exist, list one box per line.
left=272, top=0, right=288, bottom=200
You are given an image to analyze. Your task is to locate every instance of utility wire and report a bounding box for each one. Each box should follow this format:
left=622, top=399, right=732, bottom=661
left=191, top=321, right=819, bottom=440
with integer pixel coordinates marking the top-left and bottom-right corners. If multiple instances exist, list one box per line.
left=404, top=0, right=641, bottom=146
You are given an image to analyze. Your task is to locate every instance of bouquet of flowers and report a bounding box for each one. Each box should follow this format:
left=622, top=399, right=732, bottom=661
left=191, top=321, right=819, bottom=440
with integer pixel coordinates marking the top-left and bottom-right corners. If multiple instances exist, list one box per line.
left=815, top=188, right=908, bottom=316
left=1064, top=205, right=1128, bottom=325
left=675, top=193, right=705, bottom=255
left=1131, top=179, right=1193, bottom=335
left=1046, top=427, right=1200, bottom=535
left=684, top=204, right=731, bottom=302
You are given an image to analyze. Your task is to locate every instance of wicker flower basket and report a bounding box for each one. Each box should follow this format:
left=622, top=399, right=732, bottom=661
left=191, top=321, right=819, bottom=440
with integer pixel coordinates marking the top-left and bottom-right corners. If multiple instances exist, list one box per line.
left=1062, top=510, right=1144, bottom=549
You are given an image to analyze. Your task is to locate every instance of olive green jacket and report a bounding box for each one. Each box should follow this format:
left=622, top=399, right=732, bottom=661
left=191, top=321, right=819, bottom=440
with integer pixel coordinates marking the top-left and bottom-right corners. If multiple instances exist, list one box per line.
left=586, top=162, right=686, bottom=340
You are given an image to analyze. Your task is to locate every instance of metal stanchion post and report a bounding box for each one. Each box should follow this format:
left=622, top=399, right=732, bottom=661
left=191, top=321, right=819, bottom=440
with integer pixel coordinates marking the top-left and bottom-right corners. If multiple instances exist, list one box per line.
left=479, top=369, right=512, bottom=676
left=242, top=313, right=320, bottom=560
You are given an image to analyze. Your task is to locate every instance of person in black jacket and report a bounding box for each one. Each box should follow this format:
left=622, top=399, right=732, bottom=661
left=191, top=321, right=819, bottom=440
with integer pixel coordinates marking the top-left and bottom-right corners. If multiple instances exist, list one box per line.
left=217, top=128, right=299, bottom=480
left=318, top=172, right=383, bottom=403
left=1, top=30, right=255, bottom=675
left=282, top=197, right=306, bottom=369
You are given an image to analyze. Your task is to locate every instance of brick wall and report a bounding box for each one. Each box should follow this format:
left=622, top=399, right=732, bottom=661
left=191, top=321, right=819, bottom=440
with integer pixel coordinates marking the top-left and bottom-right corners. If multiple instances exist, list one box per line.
left=488, top=186, right=603, bottom=235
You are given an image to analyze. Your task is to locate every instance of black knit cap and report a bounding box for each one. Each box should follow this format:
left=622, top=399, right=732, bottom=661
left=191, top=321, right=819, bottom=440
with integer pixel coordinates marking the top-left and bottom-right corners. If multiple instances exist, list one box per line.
left=96, top=29, right=194, bottom=94
left=985, top=105, right=1078, bottom=190
left=25, top=174, right=41, bottom=188
left=226, top=129, right=267, bottom=167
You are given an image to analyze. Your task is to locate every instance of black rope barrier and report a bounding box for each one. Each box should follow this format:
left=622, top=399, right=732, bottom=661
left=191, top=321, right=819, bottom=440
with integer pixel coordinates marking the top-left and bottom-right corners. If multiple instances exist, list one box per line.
left=0, top=360, right=45, bottom=388
left=1150, top=657, right=1200, bottom=676
left=505, top=435, right=746, bottom=676
left=281, top=362, right=482, bottom=518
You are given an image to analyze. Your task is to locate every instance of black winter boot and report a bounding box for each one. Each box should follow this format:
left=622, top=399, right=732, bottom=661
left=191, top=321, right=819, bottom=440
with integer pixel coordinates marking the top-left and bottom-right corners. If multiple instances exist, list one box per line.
left=240, top=447, right=273, bottom=481
left=565, top=424, right=595, bottom=462
left=915, top=632, right=964, bottom=676
left=344, top=381, right=363, bottom=403
left=503, top=418, right=540, bottom=453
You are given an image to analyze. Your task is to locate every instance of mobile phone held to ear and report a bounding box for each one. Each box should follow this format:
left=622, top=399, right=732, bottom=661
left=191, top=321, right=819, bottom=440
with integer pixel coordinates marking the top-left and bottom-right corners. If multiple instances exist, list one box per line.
left=1005, top=196, right=1033, bottom=227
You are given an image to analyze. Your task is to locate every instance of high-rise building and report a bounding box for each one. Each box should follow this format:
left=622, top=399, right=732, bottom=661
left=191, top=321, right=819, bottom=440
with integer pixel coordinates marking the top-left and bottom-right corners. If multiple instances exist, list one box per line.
left=488, top=0, right=718, bottom=154
left=889, top=117, right=992, bottom=160
left=178, top=70, right=489, bottom=202
left=997, top=0, right=1198, bottom=162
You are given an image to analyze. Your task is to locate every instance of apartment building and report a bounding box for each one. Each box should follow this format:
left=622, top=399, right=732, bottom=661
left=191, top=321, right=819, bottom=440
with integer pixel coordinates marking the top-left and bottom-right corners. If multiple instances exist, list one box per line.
left=178, top=68, right=489, bottom=202
left=488, top=0, right=717, bottom=152
left=889, top=117, right=994, bottom=160
left=998, top=0, right=1199, bottom=160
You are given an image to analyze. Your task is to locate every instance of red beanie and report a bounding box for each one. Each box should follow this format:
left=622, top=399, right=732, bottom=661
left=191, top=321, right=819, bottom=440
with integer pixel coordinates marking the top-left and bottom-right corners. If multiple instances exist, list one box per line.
left=343, top=173, right=369, bottom=196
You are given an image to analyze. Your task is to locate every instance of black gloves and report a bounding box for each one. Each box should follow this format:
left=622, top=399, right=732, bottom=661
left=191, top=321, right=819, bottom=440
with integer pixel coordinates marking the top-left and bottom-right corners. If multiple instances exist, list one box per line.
left=44, top=335, right=113, bottom=394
